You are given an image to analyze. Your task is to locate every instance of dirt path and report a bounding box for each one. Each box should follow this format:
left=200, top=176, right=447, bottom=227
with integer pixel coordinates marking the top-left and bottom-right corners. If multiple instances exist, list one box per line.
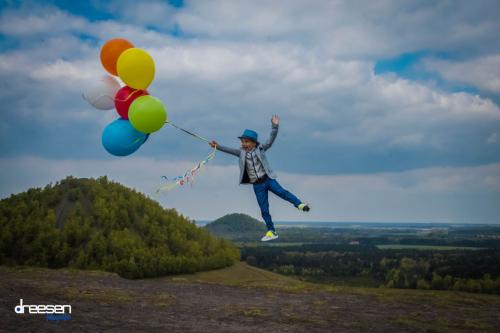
left=1, top=265, right=500, bottom=332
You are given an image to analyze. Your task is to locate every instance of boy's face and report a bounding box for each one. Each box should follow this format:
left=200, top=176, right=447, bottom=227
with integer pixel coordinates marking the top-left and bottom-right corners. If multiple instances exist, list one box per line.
left=240, top=138, right=256, bottom=151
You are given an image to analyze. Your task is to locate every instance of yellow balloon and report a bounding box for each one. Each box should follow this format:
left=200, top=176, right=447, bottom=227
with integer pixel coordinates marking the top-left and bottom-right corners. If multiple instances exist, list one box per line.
left=117, top=48, right=155, bottom=90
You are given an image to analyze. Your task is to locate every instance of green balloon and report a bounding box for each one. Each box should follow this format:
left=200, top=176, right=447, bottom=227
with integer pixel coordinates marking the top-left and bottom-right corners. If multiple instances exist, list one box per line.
left=129, top=95, right=167, bottom=133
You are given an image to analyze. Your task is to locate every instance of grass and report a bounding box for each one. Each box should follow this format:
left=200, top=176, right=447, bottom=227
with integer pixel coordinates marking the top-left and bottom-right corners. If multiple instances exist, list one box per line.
left=157, top=260, right=500, bottom=324
left=302, top=275, right=381, bottom=287
left=3, top=263, right=500, bottom=331
left=229, top=303, right=328, bottom=326
left=4, top=262, right=498, bottom=308
left=2, top=265, right=117, bottom=277
left=42, top=286, right=135, bottom=303
left=391, top=313, right=493, bottom=332
left=281, top=314, right=328, bottom=326
left=238, top=306, right=265, bottom=317
left=159, top=261, right=312, bottom=292
left=158, top=261, right=500, bottom=305
left=376, top=244, right=484, bottom=251
left=325, top=283, right=500, bottom=310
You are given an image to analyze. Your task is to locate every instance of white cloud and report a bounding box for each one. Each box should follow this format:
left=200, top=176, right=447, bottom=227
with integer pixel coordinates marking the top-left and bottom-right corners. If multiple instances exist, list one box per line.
left=175, top=0, right=500, bottom=59
left=0, top=4, right=87, bottom=37
left=103, top=0, right=176, bottom=29
left=424, top=55, right=500, bottom=95
left=1, top=4, right=499, bottom=129
left=0, top=156, right=499, bottom=223
left=1, top=4, right=499, bottom=162
left=31, top=59, right=100, bottom=81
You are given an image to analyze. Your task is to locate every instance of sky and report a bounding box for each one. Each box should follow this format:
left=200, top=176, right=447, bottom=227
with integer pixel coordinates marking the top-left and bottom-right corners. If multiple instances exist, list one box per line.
left=0, top=0, right=499, bottom=223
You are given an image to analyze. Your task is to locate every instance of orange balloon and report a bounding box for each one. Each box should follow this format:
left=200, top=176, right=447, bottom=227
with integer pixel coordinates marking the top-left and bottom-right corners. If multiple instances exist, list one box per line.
left=100, top=38, right=134, bottom=76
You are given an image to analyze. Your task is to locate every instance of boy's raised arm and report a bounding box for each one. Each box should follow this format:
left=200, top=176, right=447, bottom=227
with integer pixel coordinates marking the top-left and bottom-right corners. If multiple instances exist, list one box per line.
left=209, top=140, right=240, bottom=157
left=261, top=115, right=280, bottom=151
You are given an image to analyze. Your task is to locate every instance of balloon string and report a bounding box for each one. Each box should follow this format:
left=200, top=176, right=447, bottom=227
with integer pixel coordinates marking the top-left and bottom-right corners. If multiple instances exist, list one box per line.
left=165, top=121, right=210, bottom=143
left=114, top=89, right=144, bottom=103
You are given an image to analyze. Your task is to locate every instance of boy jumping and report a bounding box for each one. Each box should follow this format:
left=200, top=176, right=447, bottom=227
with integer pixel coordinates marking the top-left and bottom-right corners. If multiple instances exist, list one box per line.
left=209, top=115, right=310, bottom=242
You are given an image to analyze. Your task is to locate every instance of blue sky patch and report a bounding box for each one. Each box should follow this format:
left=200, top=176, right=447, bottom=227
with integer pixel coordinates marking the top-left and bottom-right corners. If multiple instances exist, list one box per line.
left=375, top=50, right=480, bottom=95
left=168, top=0, right=184, bottom=8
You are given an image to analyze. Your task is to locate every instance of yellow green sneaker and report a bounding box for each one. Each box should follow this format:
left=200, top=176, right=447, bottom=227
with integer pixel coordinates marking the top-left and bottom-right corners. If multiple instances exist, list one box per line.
left=297, top=203, right=310, bottom=212
left=261, top=230, right=279, bottom=242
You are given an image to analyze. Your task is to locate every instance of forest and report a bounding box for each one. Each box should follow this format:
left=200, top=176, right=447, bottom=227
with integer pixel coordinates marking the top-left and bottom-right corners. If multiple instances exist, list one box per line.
left=241, top=243, right=500, bottom=294
left=0, top=176, right=239, bottom=278
left=204, top=213, right=500, bottom=295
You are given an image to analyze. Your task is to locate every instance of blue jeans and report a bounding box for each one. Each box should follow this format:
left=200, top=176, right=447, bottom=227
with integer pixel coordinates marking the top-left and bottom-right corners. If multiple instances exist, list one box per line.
left=253, top=177, right=302, bottom=231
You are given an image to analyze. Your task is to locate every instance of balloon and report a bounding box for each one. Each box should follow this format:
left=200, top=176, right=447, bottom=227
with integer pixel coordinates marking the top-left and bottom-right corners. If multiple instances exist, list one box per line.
left=129, top=96, right=167, bottom=133
left=117, top=48, right=155, bottom=90
left=114, top=86, right=149, bottom=119
left=82, top=75, right=121, bottom=110
left=100, top=38, right=134, bottom=76
left=101, top=118, right=148, bottom=156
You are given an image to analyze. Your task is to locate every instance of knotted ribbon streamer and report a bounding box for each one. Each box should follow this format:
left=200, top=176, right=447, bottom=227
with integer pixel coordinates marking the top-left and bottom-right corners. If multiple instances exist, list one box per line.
left=156, top=147, right=216, bottom=193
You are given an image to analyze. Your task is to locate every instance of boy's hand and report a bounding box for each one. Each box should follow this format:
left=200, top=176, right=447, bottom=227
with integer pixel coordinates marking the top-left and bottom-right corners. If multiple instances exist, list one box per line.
left=209, top=140, right=218, bottom=148
left=271, top=115, right=280, bottom=126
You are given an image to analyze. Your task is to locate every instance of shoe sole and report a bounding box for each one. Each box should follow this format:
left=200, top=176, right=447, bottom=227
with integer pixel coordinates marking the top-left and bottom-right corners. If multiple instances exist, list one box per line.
left=261, top=235, right=279, bottom=242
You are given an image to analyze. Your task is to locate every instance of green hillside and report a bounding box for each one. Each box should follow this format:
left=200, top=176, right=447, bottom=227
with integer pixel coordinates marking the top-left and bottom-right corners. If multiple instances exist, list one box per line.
left=0, top=176, right=239, bottom=278
left=205, top=213, right=266, bottom=241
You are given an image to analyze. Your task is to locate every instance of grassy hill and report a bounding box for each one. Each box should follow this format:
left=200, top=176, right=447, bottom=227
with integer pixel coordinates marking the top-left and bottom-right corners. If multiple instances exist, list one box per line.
left=162, top=261, right=307, bottom=290
left=0, top=176, right=239, bottom=278
left=205, top=213, right=266, bottom=241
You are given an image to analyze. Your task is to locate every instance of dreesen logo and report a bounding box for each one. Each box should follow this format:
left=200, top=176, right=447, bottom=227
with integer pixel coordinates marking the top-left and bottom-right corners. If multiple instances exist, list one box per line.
left=15, top=299, right=72, bottom=315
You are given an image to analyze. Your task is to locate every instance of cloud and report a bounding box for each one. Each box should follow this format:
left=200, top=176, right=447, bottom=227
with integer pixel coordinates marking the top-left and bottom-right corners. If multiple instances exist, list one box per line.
left=0, top=155, right=499, bottom=223
left=102, top=1, right=177, bottom=29
left=174, top=0, right=500, bottom=59
left=423, top=55, right=500, bottom=95
left=1, top=3, right=499, bottom=174
left=1, top=1, right=500, bottom=222
left=0, top=3, right=87, bottom=37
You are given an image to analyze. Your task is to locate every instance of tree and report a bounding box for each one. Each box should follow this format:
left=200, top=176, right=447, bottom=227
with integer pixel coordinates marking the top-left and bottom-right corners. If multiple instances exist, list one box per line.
left=417, top=279, right=430, bottom=290
left=0, top=176, right=240, bottom=278
left=431, top=273, right=445, bottom=290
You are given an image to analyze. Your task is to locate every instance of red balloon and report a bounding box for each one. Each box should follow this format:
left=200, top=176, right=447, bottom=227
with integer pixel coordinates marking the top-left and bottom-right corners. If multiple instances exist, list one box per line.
left=114, top=86, right=149, bottom=119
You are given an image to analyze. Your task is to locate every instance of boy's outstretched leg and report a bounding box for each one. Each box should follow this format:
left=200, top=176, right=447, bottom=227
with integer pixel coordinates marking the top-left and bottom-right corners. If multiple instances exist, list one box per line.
left=268, top=178, right=310, bottom=211
left=253, top=182, right=279, bottom=241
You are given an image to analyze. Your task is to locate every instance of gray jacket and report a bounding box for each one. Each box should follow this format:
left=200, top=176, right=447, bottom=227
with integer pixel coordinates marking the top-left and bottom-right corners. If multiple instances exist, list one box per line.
left=217, top=124, right=279, bottom=184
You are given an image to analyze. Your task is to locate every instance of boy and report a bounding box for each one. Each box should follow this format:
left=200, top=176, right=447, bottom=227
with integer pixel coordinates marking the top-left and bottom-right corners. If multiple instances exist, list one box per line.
left=209, top=115, right=310, bottom=242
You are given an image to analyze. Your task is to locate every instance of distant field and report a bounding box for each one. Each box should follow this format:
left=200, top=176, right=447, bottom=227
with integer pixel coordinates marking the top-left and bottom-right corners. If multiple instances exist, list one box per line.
left=376, top=244, right=484, bottom=250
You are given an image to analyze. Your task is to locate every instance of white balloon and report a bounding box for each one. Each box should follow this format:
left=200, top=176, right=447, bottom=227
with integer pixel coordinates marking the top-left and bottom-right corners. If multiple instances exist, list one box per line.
left=82, top=75, right=121, bottom=110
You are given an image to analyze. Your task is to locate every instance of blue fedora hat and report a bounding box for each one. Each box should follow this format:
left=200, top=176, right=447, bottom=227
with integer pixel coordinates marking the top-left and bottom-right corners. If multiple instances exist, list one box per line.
left=238, top=129, right=259, bottom=143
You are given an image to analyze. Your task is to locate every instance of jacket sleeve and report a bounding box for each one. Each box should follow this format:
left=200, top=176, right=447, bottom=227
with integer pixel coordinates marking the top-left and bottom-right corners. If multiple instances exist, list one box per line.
left=216, top=144, right=240, bottom=157
left=260, top=124, right=279, bottom=151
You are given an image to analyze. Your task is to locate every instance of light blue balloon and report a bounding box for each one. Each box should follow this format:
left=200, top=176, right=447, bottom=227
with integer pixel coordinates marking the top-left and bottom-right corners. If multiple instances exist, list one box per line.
left=102, top=118, right=148, bottom=156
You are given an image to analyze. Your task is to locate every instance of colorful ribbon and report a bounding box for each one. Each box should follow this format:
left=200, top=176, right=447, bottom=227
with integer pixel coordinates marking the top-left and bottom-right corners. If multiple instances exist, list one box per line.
left=156, top=146, right=217, bottom=193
